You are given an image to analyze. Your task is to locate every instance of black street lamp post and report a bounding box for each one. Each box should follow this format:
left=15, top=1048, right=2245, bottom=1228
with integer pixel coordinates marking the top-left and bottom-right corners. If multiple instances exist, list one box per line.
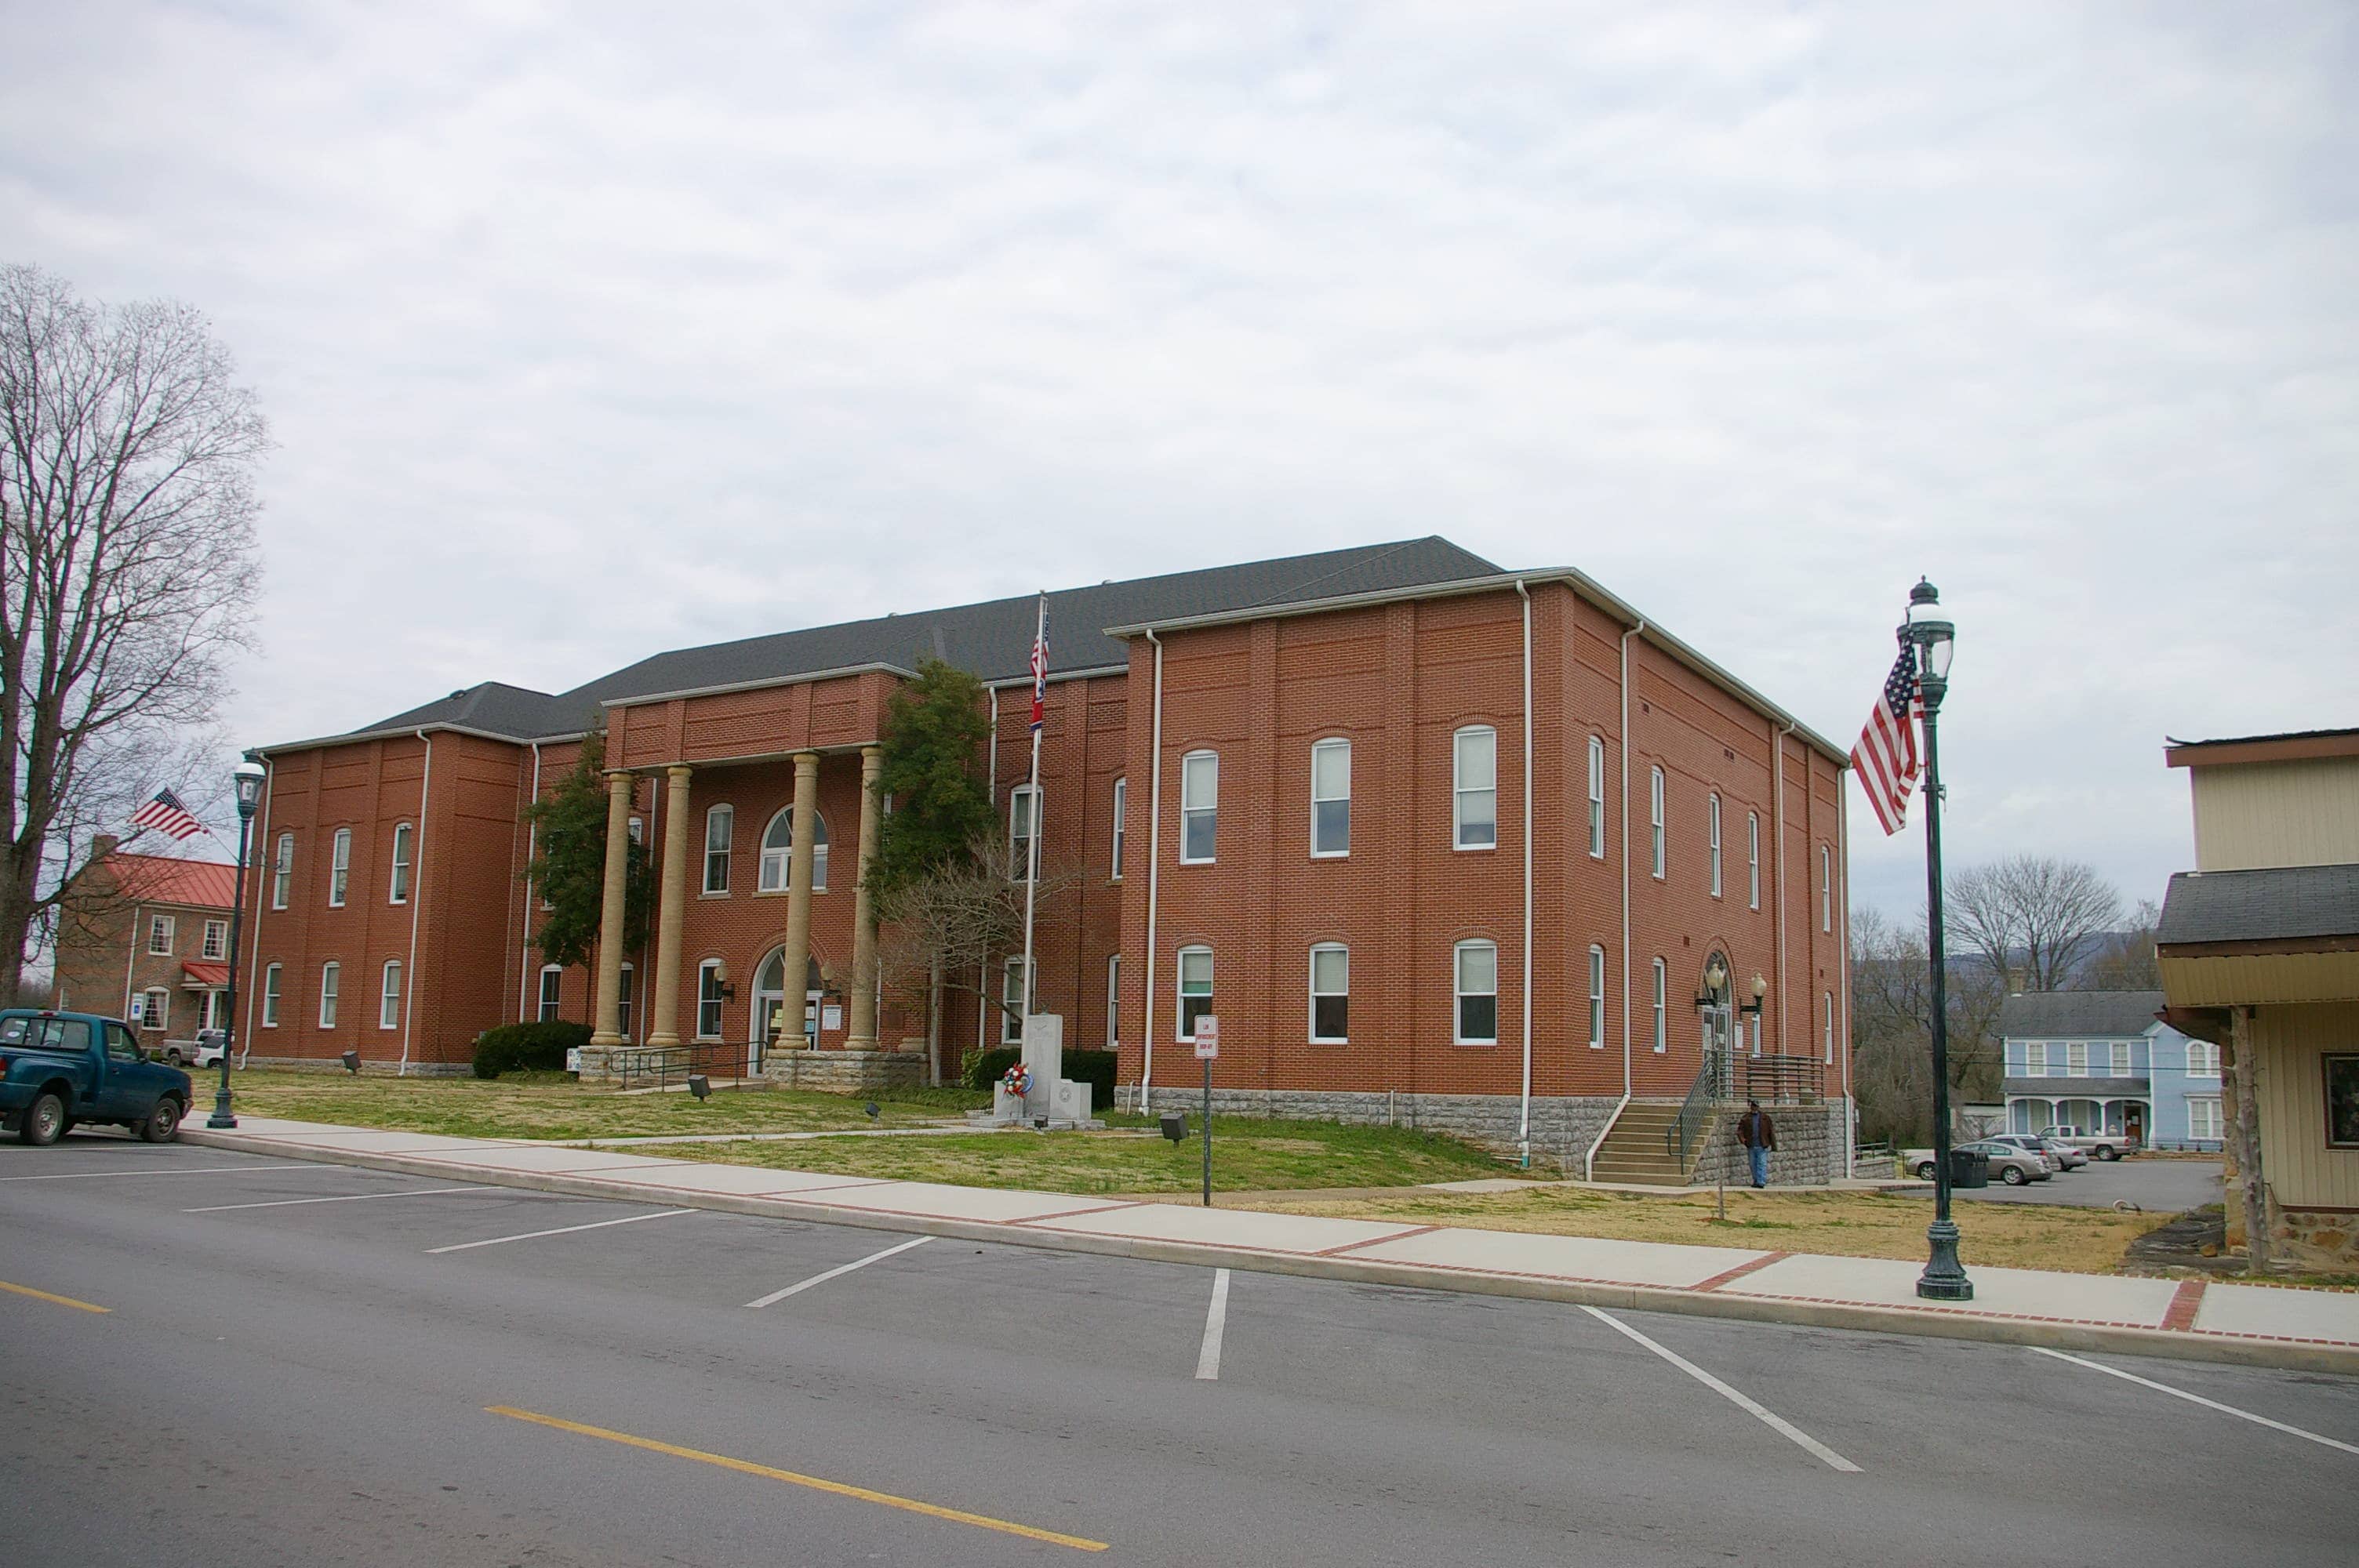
left=1908, top=580, right=1971, bottom=1301
left=207, top=756, right=267, bottom=1131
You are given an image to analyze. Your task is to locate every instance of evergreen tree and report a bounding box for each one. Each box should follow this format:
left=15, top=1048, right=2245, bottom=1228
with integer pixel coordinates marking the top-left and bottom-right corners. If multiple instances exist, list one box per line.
left=868, top=657, right=996, bottom=905
left=523, top=735, right=650, bottom=975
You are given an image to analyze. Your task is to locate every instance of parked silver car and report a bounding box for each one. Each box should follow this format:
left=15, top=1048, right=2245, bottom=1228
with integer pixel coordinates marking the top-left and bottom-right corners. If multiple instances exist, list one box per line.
left=1991, top=1133, right=2085, bottom=1171
left=1911, top=1139, right=2052, bottom=1185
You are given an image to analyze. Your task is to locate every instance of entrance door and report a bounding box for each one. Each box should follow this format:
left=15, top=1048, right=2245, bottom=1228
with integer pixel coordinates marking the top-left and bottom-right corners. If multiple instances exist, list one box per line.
left=751, top=948, right=823, bottom=1066
left=2124, top=1103, right=2146, bottom=1148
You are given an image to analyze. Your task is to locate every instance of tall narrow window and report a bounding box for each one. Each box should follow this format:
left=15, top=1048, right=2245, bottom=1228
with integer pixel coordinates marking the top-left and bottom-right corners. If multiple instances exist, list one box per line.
left=1310, top=739, right=1351, bottom=856
left=628, top=816, right=643, bottom=846
left=703, top=804, right=733, bottom=895
left=271, top=833, right=293, bottom=910
left=2066, top=1041, right=2089, bottom=1076
left=539, top=965, right=564, bottom=1024
left=1648, top=768, right=1665, bottom=880
left=1587, top=736, right=1606, bottom=858
left=1747, top=813, right=1760, bottom=910
left=1176, top=946, right=1213, bottom=1039
left=2112, top=1041, right=2132, bottom=1077
left=1454, top=727, right=1497, bottom=850
left=1009, top=786, right=1041, bottom=882
left=379, top=961, right=402, bottom=1030
left=1823, top=992, right=1834, bottom=1064
left=202, top=920, right=227, bottom=960
left=141, top=988, right=169, bottom=1031
left=1587, top=946, right=1606, bottom=1049
left=1180, top=751, right=1218, bottom=864
left=1454, top=940, right=1499, bottom=1044
left=1110, top=778, right=1126, bottom=880
left=759, top=808, right=830, bottom=891
left=389, top=822, right=413, bottom=903
left=1820, top=845, right=1833, bottom=932
left=1651, top=959, right=1667, bottom=1053
left=1105, top=953, right=1121, bottom=1046
left=1707, top=794, right=1722, bottom=898
left=147, top=913, right=175, bottom=954
left=1310, top=944, right=1349, bottom=1041
left=262, top=963, right=282, bottom=1027
left=696, top=960, right=723, bottom=1040
left=329, top=827, right=351, bottom=907
left=616, top=964, right=634, bottom=1040
left=318, top=963, right=340, bottom=1029
left=1001, top=956, right=1034, bottom=1043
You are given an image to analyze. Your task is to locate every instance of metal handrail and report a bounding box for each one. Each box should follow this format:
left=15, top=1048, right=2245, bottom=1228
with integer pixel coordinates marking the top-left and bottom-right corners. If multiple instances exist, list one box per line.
left=610, top=1041, right=740, bottom=1091
left=1739, top=1054, right=1825, bottom=1105
left=1664, top=1058, right=1721, bottom=1166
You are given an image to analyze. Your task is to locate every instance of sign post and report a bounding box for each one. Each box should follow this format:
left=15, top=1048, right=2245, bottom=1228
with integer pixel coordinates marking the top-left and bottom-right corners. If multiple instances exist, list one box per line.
left=1194, top=1016, right=1219, bottom=1207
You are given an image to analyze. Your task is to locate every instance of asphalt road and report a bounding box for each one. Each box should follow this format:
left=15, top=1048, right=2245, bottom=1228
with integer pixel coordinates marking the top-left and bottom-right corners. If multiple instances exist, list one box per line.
left=1957, top=1157, right=2224, bottom=1210
left=5, top=1135, right=2354, bottom=1567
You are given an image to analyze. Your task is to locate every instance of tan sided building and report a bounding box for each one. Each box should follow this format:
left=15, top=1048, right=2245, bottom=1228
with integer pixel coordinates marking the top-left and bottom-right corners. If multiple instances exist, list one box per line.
left=235, top=538, right=1857, bottom=1178
left=2157, top=728, right=2359, bottom=1266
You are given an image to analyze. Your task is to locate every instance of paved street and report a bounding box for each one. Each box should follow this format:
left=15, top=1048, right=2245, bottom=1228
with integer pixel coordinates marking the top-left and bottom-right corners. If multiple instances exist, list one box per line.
left=5, top=1135, right=2355, bottom=1567
left=1959, top=1157, right=2225, bottom=1211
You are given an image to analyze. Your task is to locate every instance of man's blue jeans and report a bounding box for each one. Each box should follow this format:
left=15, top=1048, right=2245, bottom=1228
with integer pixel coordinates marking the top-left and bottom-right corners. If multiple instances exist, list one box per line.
left=1747, top=1145, right=1770, bottom=1188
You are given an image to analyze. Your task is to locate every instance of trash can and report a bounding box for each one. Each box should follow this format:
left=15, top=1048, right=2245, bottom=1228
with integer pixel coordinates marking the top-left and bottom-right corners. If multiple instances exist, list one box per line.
left=1948, top=1148, right=1990, bottom=1189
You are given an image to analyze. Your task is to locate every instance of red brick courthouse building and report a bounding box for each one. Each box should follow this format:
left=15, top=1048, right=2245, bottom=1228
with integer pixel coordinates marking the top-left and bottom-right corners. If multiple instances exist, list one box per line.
left=236, top=539, right=1855, bottom=1178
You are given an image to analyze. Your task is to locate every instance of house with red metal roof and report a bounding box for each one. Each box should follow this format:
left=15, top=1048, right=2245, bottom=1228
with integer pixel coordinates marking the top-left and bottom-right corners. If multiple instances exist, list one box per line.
left=51, top=837, right=242, bottom=1062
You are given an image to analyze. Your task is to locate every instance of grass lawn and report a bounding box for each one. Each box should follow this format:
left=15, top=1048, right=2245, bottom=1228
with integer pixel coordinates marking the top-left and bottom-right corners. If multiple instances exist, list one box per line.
left=1235, top=1185, right=2168, bottom=1275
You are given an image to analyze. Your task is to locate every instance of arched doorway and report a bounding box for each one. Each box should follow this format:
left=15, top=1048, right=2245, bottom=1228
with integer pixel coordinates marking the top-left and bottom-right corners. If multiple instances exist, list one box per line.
left=1699, top=953, right=1735, bottom=1096
left=750, top=946, right=823, bottom=1068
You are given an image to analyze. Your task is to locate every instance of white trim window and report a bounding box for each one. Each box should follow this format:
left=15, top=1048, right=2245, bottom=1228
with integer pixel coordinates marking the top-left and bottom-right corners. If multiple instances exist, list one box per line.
left=1651, top=958, right=1667, bottom=1053
left=318, top=962, right=340, bottom=1029
left=329, top=827, right=351, bottom=907
left=1820, top=844, right=1833, bottom=932
left=1110, top=778, right=1126, bottom=880
left=2185, top=1040, right=2220, bottom=1076
left=628, top=815, right=643, bottom=846
left=262, top=963, right=282, bottom=1027
left=538, top=965, right=564, bottom=1024
left=1310, top=739, right=1350, bottom=857
left=1454, top=940, right=1498, bottom=1044
left=1001, top=956, right=1033, bottom=1044
left=1587, top=945, right=1606, bottom=1049
left=1009, top=785, right=1042, bottom=883
left=271, top=833, right=293, bottom=910
left=1823, top=991, right=1835, bottom=1064
left=1649, top=767, right=1666, bottom=879
left=140, top=986, right=169, bottom=1031
left=1105, top=953, right=1121, bottom=1047
left=616, top=964, right=634, bottom=1040
left=1176, top=946, right=1213, bottom=1040
left=1587, top=735, right=1606, bottom=858
left=1453, top=727, right=1497, bottom=850
left=202, top=919, right=227, bottom=960
left=1180, top=751, right=1218, bottom=864
left=1747, top=812, right=1760, bottom=911
left=1707, top=793, right=1723, bottom=898
left=379, top=960, right=402, bottom=1030
left=758, top=808, right=829, bottom=891
left=2066, top=1041, right=2089, bottom=1076
left=703, top=804, right=733, bottom=895
left=1310, top=943, right=1349, bottom=1042
left=2186, top=1096, right=2223, bottom=1142
left=2111, top=1041, right=2133, bottom=1077
left=696, top=960, right=724, bottom=1040
left=389, top=822, right=413, bottom=903
left=147, top=913, right=175, bottom=956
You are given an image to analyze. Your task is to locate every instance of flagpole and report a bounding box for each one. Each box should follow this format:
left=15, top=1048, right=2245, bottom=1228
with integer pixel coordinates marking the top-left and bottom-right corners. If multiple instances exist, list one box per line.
left=1020, top=594, right=1045, bottom=1023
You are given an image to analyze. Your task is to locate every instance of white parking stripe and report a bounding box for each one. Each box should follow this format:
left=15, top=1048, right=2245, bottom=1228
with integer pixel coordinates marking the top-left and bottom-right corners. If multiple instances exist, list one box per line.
left=426, top=1208, right=693, bottom=1254
left=1582, top=1307, right=1862, bottom=1473
left=2031, top=1347, right=2359, bottom=1457
left=744, top=1236, right=933, bottom=1308
left=1195, top=1269, right=1232, bottom=1381
left=0, top=1164, right=305, bottom=1181
left=185, top=1185, right=500, bottom=1214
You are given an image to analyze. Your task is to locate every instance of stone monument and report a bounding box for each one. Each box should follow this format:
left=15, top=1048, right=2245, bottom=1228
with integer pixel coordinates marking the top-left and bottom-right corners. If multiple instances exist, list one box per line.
left=990, top=1013, right=1100, bottom=1128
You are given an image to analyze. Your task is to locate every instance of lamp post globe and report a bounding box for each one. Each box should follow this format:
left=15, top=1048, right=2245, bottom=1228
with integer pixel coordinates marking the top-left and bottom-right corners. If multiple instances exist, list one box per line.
left=1907, top=582, right=1972, bottom=1301
left=208, top=755, right=266, bottom=1130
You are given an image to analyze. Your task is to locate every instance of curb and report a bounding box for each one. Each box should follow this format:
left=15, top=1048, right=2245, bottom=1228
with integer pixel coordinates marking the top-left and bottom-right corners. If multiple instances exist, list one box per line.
left=180, top=1128, right=2359, bottom=1376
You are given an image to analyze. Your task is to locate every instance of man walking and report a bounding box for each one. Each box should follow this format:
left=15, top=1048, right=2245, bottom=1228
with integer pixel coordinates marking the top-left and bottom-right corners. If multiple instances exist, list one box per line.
left=1737, top=1098, right=1776, bottom=1189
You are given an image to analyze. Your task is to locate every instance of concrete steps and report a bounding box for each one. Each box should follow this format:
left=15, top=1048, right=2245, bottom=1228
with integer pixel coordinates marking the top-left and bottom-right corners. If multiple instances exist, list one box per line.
left=1589, top=1102, right=1717, bottom=1185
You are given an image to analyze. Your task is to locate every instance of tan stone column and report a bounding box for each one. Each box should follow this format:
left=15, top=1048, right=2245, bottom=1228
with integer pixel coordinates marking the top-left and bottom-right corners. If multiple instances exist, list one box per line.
left=589, top=769, right=633, bottom=1047
left=845, top=745, right=883, bottom=1049
left=776, top=751, right=821, bottom=1051
left=646, top=764, right=693, bottom=1048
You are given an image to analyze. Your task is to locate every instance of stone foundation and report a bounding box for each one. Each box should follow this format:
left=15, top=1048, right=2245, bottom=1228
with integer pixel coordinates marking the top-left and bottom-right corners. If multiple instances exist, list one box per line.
left=235, top=1054, right=469, bottom=1078
left=1688, top=1102, right=1849, bottom=1188
left=1118, top=1085, right=1621, bottom=1171
left=761, top=1048, right=925, bottom=1094
left=2270, top=1203, right=2359, bottom=1270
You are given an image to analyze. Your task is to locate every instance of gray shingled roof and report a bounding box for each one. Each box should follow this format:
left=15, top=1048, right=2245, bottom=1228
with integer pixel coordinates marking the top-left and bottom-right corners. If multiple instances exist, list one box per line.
left=1996, top=990, right=2165, bottom=1040
left=2157, top=864, right=2359, bottom=947
left=347, top=536, right=1500, bottom=743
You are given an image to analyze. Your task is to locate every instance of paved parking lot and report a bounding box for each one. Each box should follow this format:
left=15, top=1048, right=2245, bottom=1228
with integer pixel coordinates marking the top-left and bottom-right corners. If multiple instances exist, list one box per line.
left=1958, top=1156, right=2224, bottom=1210
left=4, top=1132, right=2353, bottom=1566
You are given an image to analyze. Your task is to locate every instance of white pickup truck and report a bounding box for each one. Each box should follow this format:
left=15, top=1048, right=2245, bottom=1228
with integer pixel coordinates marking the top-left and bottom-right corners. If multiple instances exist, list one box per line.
left=2039, top=1123, right=2133, bottom=1163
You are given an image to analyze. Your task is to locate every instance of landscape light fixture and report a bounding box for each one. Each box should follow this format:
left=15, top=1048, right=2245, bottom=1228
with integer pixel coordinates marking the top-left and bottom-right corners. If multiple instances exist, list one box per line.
left=1906, top=577, right=1972, bottom=1304
left=1160, top=1112, right=1188, bottom=1145
left=207, top=756, right=267, bottom=1131
left=1739, top=974, right=1768, bottom=1020
left=340, top=1050, right=360, bottom=1075
left=686, top=1073, right=711, bottom=1102
left=863, top=1101, right=881, bottom=1123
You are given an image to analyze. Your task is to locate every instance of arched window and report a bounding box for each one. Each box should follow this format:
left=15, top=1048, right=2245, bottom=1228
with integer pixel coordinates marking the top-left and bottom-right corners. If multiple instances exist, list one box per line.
left=1454, top=940, right=1498, bottom=1044
left=759, top=807, right=829, bottom=891
left=1310, top=944, right=1349, bottom=1041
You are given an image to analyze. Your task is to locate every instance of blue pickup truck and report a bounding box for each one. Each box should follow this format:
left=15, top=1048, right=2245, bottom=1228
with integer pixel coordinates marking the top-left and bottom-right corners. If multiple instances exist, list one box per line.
left=0, top=1009, right=194, bottom=1145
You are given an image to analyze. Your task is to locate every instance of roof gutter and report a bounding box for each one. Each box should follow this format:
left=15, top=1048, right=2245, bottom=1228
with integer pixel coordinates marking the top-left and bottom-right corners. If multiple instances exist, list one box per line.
left=598, top=659, right=921, bottom=711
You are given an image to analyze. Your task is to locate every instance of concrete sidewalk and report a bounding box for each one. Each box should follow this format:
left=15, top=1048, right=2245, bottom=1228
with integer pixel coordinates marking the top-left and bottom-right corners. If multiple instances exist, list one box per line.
left=181, top=1116, right=2359, bottom=1374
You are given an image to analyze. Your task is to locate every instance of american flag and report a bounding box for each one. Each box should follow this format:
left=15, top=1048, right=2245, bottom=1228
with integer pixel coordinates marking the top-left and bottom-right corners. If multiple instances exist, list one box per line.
left=131, top=789, right=207, bottom=842
left=1850, top=638, right=1923, bottom=837
left=1028, top=596, right=1049, bottom=734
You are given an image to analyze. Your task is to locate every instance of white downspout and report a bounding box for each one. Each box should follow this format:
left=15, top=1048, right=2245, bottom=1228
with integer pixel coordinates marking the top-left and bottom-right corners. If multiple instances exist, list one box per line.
left=122, top=900, right=140, bottom=1023
left=1139, top=630, right=1165, bottom=1113
left=398, top=730, right=431, bottom=1076
left=980, top=686, right=998, bottom=1058
left=518, top=742, right=542, bottom=1023
left=239, top=760, right=275, bottom=1065
left=1837, top=776, right=1855, bottom=1170
left=1774, top=720, right=1795, bottom=1055
left=1586, top=616, right=1645, bottom=1180
left=1515, top=579, right=1533, bottom=1169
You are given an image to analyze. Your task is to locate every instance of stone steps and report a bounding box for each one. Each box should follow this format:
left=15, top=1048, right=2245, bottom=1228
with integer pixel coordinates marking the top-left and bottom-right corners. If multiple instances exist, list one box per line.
left=1589, top=1102, right=1719, bottom=1185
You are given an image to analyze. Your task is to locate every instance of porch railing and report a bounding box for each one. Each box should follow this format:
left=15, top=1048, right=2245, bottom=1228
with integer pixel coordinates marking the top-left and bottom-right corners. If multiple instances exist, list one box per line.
left=609, top=1040, right=743, bottom=1091
left=1739, top=1055, right=1826, bottom=1105
left=1664, top=1057, right=1723, bottom=1168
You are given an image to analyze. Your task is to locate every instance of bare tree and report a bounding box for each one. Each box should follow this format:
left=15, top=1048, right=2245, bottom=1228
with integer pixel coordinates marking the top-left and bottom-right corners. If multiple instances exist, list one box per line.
left=2081, top=898, right=2162, bottom=990
left=1946, top=855, right=2124, bottom=993
left=1849, top=903, right=2006, bottom=1143
left=873, top=833, right=1078, bottom=1078
left=0, top=263, right=266, bottom=1004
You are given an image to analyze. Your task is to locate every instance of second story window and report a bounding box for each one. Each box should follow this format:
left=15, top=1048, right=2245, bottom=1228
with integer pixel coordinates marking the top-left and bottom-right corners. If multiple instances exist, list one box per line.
left=1821, top=845, right=1833, bottom=932
left=2186, top=1040, right=2220, bottom=1076
left=147, top=913, right=176, bottom=955
left=1110, top=778, right=1126, bottom=880
left=329, top=827, right=351, bottom=907
left=271, top=832, right=293, bottom=910
left=759, top=808, right=829, bottom=892
left=389, top=822, right=413, bottom=903
left=1747, top=813, right=1760, bottom=910
left=1454, top=727, right=1496, bottom=850
left=1649, top=768, right=1666, bottom=880
left=704, top=804, right=733, bottom=894
left=380, top=960, right=402, bottom=1030
left=1587, top=735, right=1606, bottom=858
left=262, top=963, right=282, bottom=1027
left=696, top=960, right=724, bottom=1040
left=1180, top=751, right=1217, bottom=864
left=1707, top=793, right=1722, bottom=898
left=202, top=919, right=227, bottom=960
left=1310, top=739, right=1350, bottom=856
left=1009, top=786, right=1042, bottom=881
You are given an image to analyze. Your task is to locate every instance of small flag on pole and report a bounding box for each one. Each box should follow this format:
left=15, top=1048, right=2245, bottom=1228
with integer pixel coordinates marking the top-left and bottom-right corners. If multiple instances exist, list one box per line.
left=1028, top=596, right=1049, bottom=734
left=1850, top=637, right=1923, bottom=837
left=131, top=789, right=207, bottom=842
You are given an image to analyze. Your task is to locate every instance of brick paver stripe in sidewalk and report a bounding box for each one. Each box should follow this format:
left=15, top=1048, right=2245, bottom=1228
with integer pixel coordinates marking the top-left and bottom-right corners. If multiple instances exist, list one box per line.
left=2161, top=1279, right=2207, bottom=1332
left=1692, top=1250, right=1791, bottom=1292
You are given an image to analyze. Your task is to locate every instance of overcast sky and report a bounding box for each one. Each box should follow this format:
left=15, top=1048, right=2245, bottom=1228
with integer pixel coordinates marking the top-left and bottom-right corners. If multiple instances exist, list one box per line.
left=4, top=1, right=2352, bottom=920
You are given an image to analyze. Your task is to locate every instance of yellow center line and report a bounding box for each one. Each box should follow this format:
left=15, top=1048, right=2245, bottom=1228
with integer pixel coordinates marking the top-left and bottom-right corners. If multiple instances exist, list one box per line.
left=0, top=1279, right=110, bottom=1314
left=486, top=1405, right=1109, bottom=1553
